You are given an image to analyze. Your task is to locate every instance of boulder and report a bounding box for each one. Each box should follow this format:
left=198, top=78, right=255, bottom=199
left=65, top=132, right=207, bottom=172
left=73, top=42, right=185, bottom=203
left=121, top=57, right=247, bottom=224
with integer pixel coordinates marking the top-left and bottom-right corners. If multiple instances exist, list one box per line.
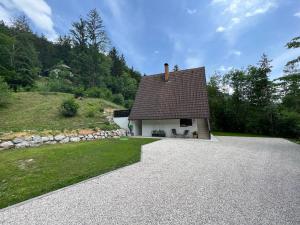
left=12, top=138, right=24, bottom=144
left=48, top=135, right=54, bottom=141
left=54, top=135, right=65, bottom=141
left=32, top=136, right=43, bottom=143
left=45, top=141, right=57, bottom=145
left=60, top=137, right=70, bottom=143
left=29, top=141, right=41, bottom=147
left=41, top=136, right=49, bottom=142
left=87, top=134, right=94, bottom=140
left=70, top=137, right=80, bottom=142
left=0, top=141, right=14, bottom=149
left=15, top=141, right=30, bottom=148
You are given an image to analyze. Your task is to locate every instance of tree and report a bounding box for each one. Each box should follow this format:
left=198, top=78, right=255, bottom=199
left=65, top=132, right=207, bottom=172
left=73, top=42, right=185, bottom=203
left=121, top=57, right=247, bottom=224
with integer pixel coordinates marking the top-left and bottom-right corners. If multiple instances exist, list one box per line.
left=109, top=47, right=125, bottom=77
left=55, top=35, right=72, bottom=66
left=274, top=36, right=300, bottom=115
left=86, top=9, right=109, bottom=52
left=0, top=77, right=11, bottom=106
left=224, top=69, right=249, bottom=132
left=247, top=54, right=273, bottom=107
left=70, top=18, right=87, bottom=48
left=12, top=15, right=31, bottom=33
left=173, top=65, right=179, bottom=71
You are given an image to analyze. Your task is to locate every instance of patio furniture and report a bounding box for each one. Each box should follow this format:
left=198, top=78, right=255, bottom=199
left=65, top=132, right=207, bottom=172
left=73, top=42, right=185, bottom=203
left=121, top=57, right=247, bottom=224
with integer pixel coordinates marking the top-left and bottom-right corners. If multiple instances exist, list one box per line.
left=183, top=130, right=189, bottom=138
left=171, top=129, right=178, bottom=137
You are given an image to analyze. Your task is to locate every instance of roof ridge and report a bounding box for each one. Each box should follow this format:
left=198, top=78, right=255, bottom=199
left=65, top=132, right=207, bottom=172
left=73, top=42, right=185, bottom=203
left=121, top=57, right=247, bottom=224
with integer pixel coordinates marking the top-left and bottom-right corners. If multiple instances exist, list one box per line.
left=144, top=66, right=205, bottom=77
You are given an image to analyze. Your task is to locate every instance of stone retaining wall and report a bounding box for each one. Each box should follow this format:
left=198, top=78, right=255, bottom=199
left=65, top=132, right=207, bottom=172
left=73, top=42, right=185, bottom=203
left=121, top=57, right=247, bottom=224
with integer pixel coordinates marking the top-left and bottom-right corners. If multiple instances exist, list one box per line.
left=0, top=129, right=126, bottom=150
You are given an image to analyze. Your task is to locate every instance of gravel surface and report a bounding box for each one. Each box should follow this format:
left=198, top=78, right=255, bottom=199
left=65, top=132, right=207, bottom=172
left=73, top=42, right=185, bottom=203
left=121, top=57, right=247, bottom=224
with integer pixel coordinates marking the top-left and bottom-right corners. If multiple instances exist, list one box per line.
left=1, top=137, right=299, bottom=225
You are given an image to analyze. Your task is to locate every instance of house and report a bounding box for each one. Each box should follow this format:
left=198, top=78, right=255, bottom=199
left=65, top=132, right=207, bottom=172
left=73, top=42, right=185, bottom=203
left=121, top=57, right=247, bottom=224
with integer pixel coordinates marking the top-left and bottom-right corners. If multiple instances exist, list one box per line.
left=128, top=63, right=211, bottom=139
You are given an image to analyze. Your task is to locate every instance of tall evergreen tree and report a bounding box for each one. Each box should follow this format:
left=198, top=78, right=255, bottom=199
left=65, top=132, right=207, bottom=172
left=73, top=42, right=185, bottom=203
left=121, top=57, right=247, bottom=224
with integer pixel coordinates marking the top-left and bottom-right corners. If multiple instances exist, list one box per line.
left=109, top=47, right=125, bottom=77
left=70, top=18, right=87, bottom=48
left=87, top=9, right=109, bottom=52
left=247, top=54, right=273, bottom=107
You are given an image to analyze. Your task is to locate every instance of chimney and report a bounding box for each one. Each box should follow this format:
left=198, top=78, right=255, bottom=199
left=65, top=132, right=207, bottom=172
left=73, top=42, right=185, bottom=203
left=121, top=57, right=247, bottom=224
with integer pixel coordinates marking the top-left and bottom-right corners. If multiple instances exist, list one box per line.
left=164, top=63, right=169, bottom=81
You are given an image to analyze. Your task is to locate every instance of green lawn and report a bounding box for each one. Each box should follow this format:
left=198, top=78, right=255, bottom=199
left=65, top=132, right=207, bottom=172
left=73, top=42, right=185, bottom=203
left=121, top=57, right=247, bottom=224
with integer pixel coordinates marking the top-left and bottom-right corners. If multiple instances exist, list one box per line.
left=0, top=138, right=158, bottom=209
left=0, top=92, right=123, bottom=132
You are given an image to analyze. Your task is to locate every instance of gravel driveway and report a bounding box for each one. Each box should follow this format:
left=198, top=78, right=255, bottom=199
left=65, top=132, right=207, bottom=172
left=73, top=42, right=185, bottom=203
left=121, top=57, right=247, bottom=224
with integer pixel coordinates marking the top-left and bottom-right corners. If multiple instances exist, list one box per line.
left=1, top=137, right=299, bottom=225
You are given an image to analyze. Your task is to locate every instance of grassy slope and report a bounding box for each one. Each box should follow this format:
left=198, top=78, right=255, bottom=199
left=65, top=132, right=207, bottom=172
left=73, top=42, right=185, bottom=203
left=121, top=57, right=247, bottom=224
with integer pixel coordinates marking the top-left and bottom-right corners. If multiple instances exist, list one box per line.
left=0, top=138, right=158, bottom=209
left=0, top=92, right=123, bottom=132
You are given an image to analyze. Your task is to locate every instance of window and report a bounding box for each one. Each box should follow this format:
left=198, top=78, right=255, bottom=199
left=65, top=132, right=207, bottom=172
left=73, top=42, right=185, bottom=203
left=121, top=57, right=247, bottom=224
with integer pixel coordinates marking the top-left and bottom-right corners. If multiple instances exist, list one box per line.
left=180, top=119, right=192, bottom=127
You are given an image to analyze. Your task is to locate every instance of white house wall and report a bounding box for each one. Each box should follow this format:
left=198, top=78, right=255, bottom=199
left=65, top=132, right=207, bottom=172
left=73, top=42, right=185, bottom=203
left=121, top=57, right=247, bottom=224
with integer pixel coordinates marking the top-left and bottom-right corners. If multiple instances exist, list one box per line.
left=113, top=117, right=129, bottom=130
left=142, top=119, right=198, bottom=138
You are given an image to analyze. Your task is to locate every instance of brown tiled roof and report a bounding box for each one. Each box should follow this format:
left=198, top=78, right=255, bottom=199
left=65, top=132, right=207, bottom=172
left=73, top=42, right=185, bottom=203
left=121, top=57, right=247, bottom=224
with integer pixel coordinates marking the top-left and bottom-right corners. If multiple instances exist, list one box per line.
left=129, top=67, right=210, bottom=120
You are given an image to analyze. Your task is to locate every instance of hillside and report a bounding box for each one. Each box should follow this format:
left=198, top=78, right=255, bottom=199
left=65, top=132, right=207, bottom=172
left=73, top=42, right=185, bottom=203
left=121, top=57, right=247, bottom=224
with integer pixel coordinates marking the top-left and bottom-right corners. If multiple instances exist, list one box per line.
left=0, top=92, right=123, bottom=133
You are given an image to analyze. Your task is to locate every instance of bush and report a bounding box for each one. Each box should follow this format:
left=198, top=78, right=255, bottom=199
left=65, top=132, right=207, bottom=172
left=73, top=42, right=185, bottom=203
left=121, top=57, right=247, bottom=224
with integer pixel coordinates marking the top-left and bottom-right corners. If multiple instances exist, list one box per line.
left=48, top=78, right=73, bottom=93
left=85, top=87, right=112, bottom=100
left=124, top=99, right=134, bottom=109
left=0, top=77, right=11, bottom=106
left=99, top=106, right=104, bottom=113
left=60, top=98, right=79, bottom=117
left=73, top=87, right=85, bottom=98
left=86, top=110, right=95, bottom=118
left=112, top=93, right=124, bottom=105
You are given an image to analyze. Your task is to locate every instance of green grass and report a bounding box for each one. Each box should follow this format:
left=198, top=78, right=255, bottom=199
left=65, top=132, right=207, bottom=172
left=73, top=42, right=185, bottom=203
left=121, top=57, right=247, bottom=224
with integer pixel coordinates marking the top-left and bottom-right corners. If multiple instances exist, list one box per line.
left=0, top=92, right=123, bottom=132
left=212, top=131, right=269, bottom=137
left=0, top=138, right=158, bottom=209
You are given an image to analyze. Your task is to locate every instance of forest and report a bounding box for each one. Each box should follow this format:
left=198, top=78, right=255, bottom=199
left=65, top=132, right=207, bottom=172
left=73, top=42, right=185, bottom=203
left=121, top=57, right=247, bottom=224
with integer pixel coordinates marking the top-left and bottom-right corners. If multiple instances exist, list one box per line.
left=207, top=45, right=300, bottom=138
left=0, top=9, right=299, bottom=139
left=0, top=9, right=141, bottom=108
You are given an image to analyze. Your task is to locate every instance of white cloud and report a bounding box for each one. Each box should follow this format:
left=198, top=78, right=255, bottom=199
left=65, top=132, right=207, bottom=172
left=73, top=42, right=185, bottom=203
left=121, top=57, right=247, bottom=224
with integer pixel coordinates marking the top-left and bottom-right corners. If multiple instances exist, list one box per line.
left=187, top=8, right=197, bottom=15
left=218, top=65, right=233, bottom=72
left=271, top=48, right=300, bottom=78
left=231, top=50, right=242, bottom=56
left=216, top=26, right=226, bottom=32
left=0, top=5, right=11, bottom=24
left=294, top=12, right=300, bottom=18
left=245, top=2, right=275, bottom=17
left=212, top=0, right=277, bottom=37
left=185, top=56, right=202, bottom=68
left=231, top=17, right=240, bottom=24
left=0, top=0, right=58, bottom=41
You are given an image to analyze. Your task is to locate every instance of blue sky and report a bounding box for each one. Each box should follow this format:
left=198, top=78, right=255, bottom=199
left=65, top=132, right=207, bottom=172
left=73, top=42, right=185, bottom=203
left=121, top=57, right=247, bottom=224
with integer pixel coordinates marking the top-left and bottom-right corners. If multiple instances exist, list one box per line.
left=0, top=0, right=299, bottom=79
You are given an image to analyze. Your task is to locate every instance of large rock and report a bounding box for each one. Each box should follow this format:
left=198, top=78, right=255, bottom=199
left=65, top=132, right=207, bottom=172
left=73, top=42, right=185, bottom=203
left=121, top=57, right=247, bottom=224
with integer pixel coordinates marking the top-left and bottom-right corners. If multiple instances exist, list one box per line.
left=15, top=141, right=30, bottom=148
left=29, top=141, right=41, bottom=147
left=54, top=135, right=65, bottom=141
left=87, top=134, right=94, bottom=140
left=12, top=138, right=24, bottom=144
left=32, top=136, right=43, bottom=143
left=41, top=136, right=49, bottom=142
left=45, top=141, right=57, bottom=145
left=60, top=137, right=70, bottom=143
left=48, top=135, right=54, bottom=141
left=70, top=137, right=80, bottom=142
left=0, top=141, right=14, bottom=149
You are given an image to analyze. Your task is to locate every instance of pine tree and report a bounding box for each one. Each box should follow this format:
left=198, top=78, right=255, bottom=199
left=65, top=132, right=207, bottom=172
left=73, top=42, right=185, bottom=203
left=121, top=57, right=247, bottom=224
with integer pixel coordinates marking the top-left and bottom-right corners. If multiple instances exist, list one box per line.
left=87, top=9, right=109, bottom=52
left=70, top=18, right=87, bottom=48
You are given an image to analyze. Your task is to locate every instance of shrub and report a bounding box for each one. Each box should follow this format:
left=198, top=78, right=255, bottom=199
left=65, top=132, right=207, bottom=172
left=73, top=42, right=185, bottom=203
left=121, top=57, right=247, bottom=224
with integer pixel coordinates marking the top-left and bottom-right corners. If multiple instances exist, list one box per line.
left=99, top=106, right=104, bottom=113
left=0, top=77, right=11, bottom=106
left=60, top=98, right=79, bottom=117
left=86, top=109, right=96, bottom=118
left=112, top=93, right=124, bottom=105
left=48, top=78, right=73, bottom=93
left=85, top=87, right=112, bottom=100
left=73, top=87, right=85, bottom=98
left=124, top=99, right=134, bottom=109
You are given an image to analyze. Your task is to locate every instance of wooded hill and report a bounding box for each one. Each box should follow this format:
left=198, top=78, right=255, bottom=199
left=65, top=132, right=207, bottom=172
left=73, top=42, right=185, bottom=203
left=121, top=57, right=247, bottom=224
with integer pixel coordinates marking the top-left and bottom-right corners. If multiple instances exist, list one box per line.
left=0, top=9, right=141, bottom=108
